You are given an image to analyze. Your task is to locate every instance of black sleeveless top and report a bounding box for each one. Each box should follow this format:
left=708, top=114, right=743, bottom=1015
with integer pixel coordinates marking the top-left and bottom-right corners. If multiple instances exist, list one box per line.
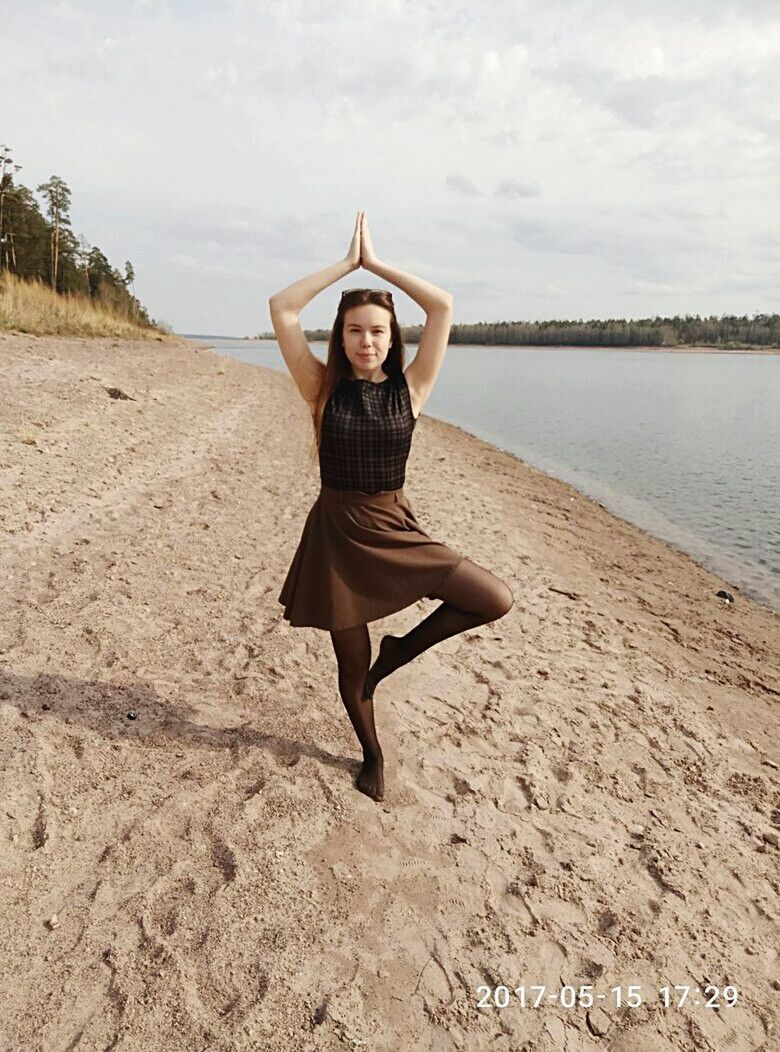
left=319, top=369, right=417, bottom=493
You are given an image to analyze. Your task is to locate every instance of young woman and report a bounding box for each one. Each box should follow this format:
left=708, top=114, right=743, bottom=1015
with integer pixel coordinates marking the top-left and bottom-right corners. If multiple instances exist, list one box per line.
left=269, top=211, right=513, bottom=803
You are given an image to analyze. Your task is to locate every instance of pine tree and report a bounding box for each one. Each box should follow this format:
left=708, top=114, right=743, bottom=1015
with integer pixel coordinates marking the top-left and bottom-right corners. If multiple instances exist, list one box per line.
left=0, top=143, right=23, bottom=271
left=35, top=174, right=72, bottom=291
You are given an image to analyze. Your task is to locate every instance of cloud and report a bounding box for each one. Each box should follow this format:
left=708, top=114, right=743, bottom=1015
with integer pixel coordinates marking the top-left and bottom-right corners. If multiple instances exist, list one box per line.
left=47, top=1, right=91, bottom=22
left=538, top=283, right=567, bottom=299
left=482, top=129, right=524, bottom=147
left=495, top=178, right=542, bottom=200
left=46, top=53, right=116, bottom=82
left=497, top=208, right=718, bottom=286
left=446, top=175, right=482, bottom=198
left=146, top=202, right=348, bottom=273
left=168, top=252, right=257, bottom=280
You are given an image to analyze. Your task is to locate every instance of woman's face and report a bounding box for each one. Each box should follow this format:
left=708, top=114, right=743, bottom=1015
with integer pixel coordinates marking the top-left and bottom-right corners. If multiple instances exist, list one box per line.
left=342, top=304, right=393, bottom=379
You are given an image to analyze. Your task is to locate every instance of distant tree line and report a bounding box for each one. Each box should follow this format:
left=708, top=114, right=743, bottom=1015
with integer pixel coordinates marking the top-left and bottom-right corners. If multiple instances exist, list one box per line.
left=439, top=315, right=780, bottom=348
left=258, top=311, right=779, bottom=348
left=0, top=142, right=158, bottom=327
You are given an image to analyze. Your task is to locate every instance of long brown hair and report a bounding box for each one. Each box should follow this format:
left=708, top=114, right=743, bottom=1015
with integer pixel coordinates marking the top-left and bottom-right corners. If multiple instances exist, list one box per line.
left=308, top=288, right=406, bottom=465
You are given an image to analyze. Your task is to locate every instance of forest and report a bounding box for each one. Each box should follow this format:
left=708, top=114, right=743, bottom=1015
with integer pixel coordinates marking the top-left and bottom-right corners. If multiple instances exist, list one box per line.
left=277, top=312, right=780, bottom=349
left=0, top=142, right=158, bottom=328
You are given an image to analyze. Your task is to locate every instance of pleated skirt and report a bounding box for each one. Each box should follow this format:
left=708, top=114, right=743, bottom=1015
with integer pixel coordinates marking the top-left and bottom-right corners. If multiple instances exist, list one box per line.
left=278, top=485, right=464, bottom=631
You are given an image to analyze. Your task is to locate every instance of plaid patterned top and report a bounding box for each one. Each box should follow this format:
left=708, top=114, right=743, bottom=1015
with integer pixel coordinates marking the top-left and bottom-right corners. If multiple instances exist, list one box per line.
left=319, top=369, right=417, bottom=493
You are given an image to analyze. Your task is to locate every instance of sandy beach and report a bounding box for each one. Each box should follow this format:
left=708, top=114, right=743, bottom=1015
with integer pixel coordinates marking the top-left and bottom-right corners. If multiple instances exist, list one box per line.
left=1, top=331, right=779, bottom=1051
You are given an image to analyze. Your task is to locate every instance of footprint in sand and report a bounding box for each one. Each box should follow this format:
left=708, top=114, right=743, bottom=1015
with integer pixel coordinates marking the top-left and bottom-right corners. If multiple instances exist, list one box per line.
left=497, top=880, right=537, bottom=927
left=398, top=855, right=430, bottom=875
left=494, top=776, right=530, bottom=816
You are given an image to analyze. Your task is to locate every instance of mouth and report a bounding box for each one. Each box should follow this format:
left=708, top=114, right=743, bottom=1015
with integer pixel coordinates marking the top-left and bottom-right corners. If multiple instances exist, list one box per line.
left=359, top=353, right=374, bottom=360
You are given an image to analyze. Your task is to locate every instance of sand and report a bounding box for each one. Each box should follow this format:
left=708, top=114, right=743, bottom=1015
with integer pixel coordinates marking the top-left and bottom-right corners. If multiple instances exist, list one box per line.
left=1, top=331, right=778, bottom=1052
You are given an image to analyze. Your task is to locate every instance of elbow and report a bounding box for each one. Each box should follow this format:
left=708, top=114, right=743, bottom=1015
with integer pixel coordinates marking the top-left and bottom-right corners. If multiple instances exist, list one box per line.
left=269, top=295, right=297, bottom=317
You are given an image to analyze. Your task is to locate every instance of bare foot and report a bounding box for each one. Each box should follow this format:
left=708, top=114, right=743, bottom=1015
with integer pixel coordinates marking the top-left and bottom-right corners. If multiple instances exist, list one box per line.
left=355, top=754, right=385, bottom=801
left=363, top=634, right=404, bottom=701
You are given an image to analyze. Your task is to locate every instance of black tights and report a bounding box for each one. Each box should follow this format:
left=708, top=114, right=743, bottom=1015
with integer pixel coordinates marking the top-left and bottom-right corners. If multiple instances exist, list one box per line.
left=329, top=558, right=513, bottom=801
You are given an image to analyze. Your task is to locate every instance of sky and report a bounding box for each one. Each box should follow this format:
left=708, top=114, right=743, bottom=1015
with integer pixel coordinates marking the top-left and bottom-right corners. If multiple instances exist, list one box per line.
left=3, top=0, right=779, bottom=336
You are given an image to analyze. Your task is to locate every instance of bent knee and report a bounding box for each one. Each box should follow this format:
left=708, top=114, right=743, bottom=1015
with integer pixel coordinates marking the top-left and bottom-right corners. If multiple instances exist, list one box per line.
left=488, top=581, right=514, bottom=620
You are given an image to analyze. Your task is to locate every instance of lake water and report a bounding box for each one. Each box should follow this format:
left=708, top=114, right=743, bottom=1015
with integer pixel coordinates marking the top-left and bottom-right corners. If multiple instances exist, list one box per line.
left=183, top=335, right=780, bottom=615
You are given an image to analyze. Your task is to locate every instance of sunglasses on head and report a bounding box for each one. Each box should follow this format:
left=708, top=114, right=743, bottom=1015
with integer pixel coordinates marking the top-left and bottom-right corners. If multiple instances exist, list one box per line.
left=340, top=288, right=394, bottom=301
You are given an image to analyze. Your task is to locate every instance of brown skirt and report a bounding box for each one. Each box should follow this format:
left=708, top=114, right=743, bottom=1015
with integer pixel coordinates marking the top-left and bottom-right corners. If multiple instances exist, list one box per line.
left=278, top=485, right=464, bottom=631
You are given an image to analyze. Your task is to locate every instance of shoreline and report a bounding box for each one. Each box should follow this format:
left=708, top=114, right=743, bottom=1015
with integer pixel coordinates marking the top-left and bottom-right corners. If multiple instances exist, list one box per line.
left=201, top=334, right=780, bottom=355
left=430, top=413, right=780, bottom=618
left=2, top=332, right=778, bottom=1050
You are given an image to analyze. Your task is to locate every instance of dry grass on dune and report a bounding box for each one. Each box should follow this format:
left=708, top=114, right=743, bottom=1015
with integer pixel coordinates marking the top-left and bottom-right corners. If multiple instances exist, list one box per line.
left=0, top=271, right=168, bottom=339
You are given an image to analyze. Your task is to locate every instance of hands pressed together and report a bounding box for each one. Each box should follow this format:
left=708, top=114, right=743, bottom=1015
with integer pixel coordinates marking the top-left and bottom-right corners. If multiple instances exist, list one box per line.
left=271, top=207, right=449, bottom=313
left=345, top=210, right=379, bottom=272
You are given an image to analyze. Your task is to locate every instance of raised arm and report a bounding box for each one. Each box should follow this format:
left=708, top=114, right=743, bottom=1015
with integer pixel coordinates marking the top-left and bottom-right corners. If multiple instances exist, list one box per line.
left=268, top=211, right=362, bottom=405
left=359, top=214, right=452, bottom=410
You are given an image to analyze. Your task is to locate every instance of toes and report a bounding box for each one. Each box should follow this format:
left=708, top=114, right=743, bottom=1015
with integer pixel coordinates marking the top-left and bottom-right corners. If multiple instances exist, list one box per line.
left=355, top=763, right=384, bottom=801
left=356, top=779, right=383, bottom=801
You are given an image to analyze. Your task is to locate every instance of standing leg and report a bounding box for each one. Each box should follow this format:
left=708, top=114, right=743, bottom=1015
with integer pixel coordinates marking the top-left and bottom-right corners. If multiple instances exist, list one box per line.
left=330, top=624, right=385, bottom=801
left=363, top=559, right=513, bottom=700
